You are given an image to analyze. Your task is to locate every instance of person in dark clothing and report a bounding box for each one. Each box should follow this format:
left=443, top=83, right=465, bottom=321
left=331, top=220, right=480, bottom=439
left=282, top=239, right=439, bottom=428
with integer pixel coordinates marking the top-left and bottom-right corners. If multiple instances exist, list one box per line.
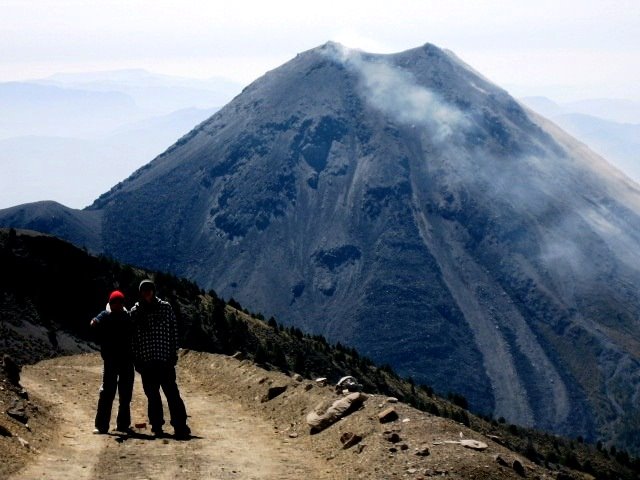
left=90, top=290, right=134, bottom=434
left=131, top=279, right=190, bottom=439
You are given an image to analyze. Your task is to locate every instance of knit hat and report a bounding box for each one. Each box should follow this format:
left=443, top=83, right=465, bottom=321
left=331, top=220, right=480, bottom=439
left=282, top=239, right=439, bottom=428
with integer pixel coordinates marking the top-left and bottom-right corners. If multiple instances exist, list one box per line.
left=108, top=290, right=125, bottom=303
left=139, top=279, right=155, bottom=292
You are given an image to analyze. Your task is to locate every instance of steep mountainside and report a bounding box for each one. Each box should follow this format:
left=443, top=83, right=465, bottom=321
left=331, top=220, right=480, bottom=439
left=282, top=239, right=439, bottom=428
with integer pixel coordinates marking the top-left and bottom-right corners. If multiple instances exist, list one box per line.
left=2, top=43, right=640, bottom=450
left=2, top=228, right=638, bottom=480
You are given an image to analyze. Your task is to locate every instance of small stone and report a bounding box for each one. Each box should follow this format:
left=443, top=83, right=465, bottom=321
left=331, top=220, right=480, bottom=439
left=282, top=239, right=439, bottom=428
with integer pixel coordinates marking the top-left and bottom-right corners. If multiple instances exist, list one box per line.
left=292, top=373, right=303, bottom=382
left=304, top=384, right=313, bottom=391
left=400, top=443, right=409, bottom=451
left=0, top=424, right=12, bottom=437
left=389, top=447, right=398, bottom=453
left=415, top=445, right=430, bottom=457
left=386, top=397, right=398, bottom=403
left=261, top=385, right=287, bottom=402
left=356, top=443, right=366, bottom=454
left=17, top=436, right=29, bottom=449
left=494, top=455, right=509, bottom=467
left=429, top=469, right=448, bottom=476
left=407, top=468, right=417, bottom=474
left=315, top=377, right=327, bottom=387
left=339, top=432, right=362, bottom=449
left=378, top=407, right=399, bottom=423
left=7, top=400, right=28, bottom=424
left=383, top=431, right=401, bottom=443
left=231, top=351, right=246, bottom=360
left=288, top=432, right=298, bottom=438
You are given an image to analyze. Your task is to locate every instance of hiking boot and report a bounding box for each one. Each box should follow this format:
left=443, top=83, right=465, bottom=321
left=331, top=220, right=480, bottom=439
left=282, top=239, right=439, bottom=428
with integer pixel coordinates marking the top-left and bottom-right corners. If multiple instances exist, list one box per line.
left=151, top=427, right=164, bottom=438
left=93, top=428, right=108, bottom=434
left=116, top=426, right=135, bottom=435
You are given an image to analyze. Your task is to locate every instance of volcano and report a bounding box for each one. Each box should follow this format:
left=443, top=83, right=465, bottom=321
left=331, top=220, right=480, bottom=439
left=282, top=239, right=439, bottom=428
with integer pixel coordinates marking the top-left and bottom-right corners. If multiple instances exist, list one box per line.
left=2, top=42, right=640, bottom=449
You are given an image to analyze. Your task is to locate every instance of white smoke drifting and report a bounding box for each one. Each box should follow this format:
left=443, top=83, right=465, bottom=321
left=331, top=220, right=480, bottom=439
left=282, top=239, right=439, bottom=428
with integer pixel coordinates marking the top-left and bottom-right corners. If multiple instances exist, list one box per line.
left=323, top=43, right=468, bottom=141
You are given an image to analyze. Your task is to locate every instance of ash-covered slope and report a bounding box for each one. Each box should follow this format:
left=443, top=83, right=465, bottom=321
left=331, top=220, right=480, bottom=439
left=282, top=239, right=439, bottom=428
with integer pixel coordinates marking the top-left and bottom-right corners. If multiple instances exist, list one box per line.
left=4, top=42, right=640, bottom=448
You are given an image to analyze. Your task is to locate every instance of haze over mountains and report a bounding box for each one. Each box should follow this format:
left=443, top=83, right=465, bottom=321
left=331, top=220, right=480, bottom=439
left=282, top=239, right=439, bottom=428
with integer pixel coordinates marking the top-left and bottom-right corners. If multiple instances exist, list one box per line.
left=520, top=96, right=640, bottom=184
left=2, top=42, right=640, bottom=454
left=2, top=69, right=637, bottom=211
left=0, top=70, right=241, bottom=208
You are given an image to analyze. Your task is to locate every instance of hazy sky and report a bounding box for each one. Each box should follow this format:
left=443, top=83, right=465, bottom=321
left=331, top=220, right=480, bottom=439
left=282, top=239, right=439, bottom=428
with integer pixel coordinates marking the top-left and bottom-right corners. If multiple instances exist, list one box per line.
left=1, top=0, right=639, bottom=101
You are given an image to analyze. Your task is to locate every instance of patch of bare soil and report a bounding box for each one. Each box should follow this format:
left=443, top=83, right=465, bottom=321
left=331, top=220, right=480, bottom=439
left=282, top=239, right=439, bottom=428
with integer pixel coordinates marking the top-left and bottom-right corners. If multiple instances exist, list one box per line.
left=5, top=351, right=570, bottom=479
left=0, top=366, right=57, bottom=479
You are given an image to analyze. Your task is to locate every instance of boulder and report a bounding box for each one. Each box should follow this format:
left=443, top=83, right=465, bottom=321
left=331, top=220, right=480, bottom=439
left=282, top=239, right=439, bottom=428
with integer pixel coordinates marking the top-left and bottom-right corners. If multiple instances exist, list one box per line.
left=306, top=392, right=368, bottom=432
left=315, top=377, right=327, bottom=387
left=334, top=376, right=362, bottom=393
left=378, top=407, right=399, bottom=423
left=460, top=439, right=488, bottom=450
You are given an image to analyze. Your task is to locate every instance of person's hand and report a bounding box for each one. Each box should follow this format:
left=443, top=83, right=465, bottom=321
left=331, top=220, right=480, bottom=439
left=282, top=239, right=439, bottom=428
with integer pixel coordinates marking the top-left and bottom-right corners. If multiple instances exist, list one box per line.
left=90, top=318, right=98, bottom=327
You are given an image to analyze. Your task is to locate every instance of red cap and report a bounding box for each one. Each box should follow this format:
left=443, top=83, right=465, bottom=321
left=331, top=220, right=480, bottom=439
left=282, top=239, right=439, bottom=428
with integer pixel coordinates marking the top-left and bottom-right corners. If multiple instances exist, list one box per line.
left=108, top=290, right=125, bottom=303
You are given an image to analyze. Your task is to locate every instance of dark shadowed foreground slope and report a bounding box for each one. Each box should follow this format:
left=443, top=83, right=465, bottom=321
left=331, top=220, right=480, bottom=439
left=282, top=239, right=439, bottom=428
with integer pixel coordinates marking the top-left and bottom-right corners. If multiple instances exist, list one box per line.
left=1, top=228, right=639, bottom=479
left=2, top=43, right=640, bottom=450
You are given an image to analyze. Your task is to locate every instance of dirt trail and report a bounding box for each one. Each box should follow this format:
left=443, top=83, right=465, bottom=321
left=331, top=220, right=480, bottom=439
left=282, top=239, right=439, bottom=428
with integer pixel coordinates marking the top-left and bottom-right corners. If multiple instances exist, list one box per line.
left=10, top=354, right=332, bottom=480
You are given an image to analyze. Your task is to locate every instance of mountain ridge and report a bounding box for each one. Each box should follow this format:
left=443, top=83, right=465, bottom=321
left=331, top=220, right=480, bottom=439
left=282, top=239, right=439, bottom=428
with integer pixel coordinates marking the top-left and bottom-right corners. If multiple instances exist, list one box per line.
left=2, top=42, right=640, bottom=451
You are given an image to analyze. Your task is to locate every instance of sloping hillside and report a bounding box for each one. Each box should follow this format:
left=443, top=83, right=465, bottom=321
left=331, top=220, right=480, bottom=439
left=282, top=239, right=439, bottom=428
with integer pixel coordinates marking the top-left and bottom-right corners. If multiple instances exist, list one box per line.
left=1, top=228, right=639, bottom=479
left=3, top=351, right=640, bottom=479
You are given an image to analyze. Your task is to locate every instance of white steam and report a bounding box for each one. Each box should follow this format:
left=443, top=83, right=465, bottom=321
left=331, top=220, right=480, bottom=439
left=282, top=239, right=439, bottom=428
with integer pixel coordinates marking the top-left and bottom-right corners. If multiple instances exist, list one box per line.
left=323, top=43, right=467, bottom=141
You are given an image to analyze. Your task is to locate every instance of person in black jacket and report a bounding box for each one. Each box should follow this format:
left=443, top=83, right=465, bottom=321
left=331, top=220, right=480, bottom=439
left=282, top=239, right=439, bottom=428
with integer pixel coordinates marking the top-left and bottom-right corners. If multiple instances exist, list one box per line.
left=131, top=279, right=190, bottom=439
left=90, top=290, right=134, bottom=434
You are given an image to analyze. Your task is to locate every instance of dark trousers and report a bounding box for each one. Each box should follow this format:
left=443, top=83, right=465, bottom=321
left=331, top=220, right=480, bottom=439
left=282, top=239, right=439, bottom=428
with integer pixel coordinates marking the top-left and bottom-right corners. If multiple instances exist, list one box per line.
left=95, top=359, right=134, bottom=431
left=139, top=361, right=188, bottom=430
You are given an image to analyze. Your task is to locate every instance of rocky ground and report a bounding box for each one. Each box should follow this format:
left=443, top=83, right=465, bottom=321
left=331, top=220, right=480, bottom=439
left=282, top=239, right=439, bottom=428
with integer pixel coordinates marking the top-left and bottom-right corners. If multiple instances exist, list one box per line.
left=1, top=350, right=583, bottom=479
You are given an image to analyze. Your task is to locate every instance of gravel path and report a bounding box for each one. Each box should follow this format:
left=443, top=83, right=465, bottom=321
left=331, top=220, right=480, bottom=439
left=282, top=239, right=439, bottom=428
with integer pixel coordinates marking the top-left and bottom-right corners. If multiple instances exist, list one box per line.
left=10, top=355, right=330, bottom=480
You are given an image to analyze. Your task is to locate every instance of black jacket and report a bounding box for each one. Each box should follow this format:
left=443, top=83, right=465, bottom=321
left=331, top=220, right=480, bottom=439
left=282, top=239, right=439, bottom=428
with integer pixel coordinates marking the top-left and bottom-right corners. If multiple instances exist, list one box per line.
left=92, top=309, right=134, bottom=362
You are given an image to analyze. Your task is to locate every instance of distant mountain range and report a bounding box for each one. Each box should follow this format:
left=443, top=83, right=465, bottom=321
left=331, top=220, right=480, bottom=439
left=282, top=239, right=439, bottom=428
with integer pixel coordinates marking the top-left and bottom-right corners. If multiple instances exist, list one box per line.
left=0, top=107, right=216, bottom=208
left=520, top=96, right=640, bottom=183
left=2, top=43, right=640, bottom=454
left=0, top=70, right=241, bottom=208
